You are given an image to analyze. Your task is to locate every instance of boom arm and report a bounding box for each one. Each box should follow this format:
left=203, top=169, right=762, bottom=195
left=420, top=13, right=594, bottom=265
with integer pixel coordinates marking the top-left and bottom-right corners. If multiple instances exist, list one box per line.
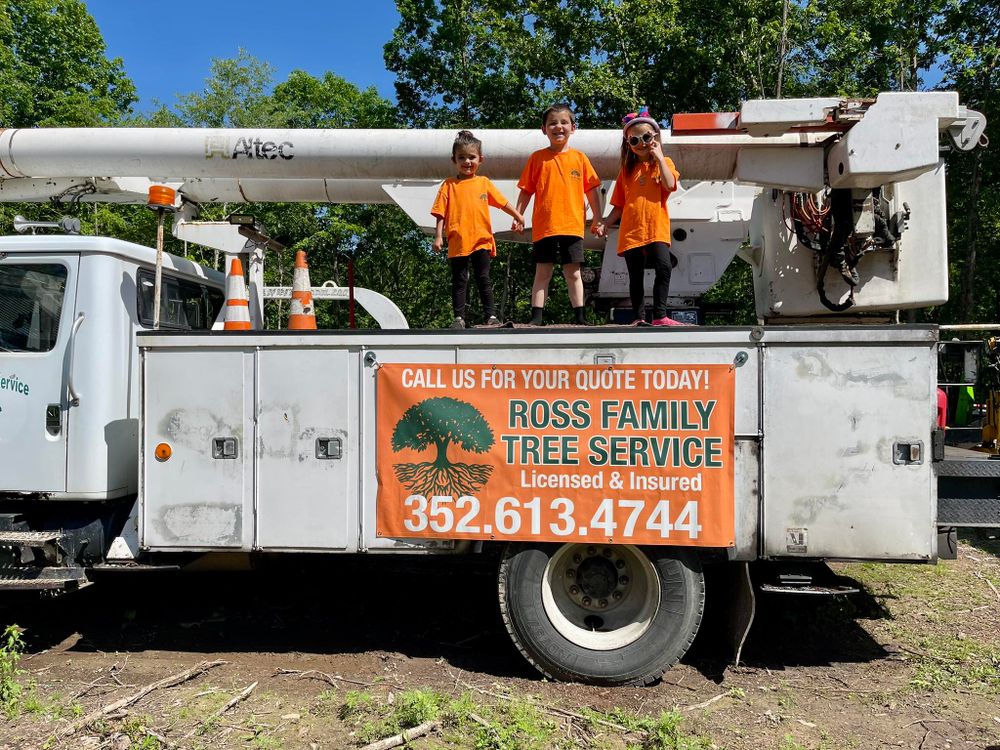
left=0, top=92, right=986, bottom=319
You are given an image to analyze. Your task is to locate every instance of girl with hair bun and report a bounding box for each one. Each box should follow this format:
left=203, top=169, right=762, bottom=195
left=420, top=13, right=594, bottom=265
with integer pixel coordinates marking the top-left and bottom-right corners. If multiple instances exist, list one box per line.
left=432, top=130, right=525, bottom=329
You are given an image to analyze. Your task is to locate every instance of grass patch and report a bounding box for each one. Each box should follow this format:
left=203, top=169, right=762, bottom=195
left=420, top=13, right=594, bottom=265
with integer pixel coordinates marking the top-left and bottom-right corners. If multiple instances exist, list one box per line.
left=0, top=624, right=26, bottom=719
left=908, top=634, right=1000, bottom=692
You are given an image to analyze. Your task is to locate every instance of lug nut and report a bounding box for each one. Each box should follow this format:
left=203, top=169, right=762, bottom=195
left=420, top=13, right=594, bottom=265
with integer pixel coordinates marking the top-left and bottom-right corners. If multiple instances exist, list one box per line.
left=619, top=575, right=629, bottom=585
left=569, top=585, right=579, bottom=595
left=586, top=546, right=596, bottom=556
left=566, top=568, right=576, bottom=578
left=616, top=559, right=626, bottom=569
left=582, top=596, right=592, bottom=606
left=613, top=591, right=623, bottom=600
left=598, top=599, right=608, bottom=608
left=573, top=553, right=582, bottom=564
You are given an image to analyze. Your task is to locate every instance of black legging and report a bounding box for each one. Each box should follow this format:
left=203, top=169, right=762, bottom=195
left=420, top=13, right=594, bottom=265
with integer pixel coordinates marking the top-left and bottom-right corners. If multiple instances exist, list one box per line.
left=450, top=248, right=496, bottom=320
left=622, top=242, right=672, bottom=321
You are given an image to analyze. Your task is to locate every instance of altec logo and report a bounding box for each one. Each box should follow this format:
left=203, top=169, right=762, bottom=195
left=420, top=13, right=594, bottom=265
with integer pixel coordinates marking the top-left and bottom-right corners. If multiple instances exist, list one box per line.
left=204, top=136, right=294, bottom=160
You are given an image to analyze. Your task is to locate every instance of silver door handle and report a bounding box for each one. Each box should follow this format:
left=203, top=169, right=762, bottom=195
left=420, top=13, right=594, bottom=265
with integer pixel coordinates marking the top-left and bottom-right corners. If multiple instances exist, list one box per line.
left=67, top=312, right=85, bottom=407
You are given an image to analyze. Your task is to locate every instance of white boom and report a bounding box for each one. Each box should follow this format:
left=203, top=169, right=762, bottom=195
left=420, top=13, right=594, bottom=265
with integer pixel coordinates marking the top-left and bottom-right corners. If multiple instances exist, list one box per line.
left=0, top=91, right=986, bottom=319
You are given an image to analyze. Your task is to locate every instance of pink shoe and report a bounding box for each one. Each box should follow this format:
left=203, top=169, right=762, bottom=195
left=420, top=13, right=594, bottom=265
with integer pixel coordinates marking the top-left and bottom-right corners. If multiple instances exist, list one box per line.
left=650, top=315, right=689, bottom=326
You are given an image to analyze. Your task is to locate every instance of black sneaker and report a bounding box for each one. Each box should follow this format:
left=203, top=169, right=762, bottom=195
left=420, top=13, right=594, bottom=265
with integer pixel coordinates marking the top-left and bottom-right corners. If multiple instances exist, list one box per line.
left=485, top=316, right=501, bottom=326
left=450, top=317, right=466, bottom=329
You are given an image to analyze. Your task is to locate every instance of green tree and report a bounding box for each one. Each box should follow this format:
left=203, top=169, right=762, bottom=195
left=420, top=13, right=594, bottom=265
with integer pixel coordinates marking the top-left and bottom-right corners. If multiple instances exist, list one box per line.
left=935, top=0, right=999, bottom=323
left=392, top=397, right=495, bottom=496
left=0, top=0, right=135, bottom=127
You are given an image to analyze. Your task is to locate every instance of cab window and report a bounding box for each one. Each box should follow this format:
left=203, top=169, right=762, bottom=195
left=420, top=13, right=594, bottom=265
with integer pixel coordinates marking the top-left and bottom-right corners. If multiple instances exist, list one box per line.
left=0, top=264, right=68, bottom=352
left=137, top=270, right=224, bottom=330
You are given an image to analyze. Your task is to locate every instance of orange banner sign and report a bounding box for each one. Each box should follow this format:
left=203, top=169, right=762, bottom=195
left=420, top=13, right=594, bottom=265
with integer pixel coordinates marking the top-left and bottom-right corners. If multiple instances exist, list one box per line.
left=376, top=364, right=734, bottom=547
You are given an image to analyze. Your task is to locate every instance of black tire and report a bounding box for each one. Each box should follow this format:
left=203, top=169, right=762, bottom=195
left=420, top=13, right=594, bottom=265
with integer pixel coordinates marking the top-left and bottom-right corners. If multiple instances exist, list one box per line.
left=498, top=542, right=704, bottom=686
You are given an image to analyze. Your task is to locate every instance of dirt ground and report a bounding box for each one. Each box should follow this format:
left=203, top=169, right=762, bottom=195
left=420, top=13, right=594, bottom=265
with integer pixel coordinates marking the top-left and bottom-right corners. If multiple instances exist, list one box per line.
left=1, top=537, right=998, bottom=750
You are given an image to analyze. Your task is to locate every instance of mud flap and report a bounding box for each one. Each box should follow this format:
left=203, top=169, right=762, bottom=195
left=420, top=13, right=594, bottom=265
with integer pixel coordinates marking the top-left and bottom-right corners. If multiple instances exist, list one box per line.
left=722, top=561, right=756, bottom=665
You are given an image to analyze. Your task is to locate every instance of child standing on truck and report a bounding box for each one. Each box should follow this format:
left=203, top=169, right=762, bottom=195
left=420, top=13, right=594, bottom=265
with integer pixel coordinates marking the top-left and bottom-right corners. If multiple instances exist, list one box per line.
left=432, top=130, right=525, bottom=329
left=515, top=104, right=602, bottom=326
left=594, top=107, right=682, bottom=326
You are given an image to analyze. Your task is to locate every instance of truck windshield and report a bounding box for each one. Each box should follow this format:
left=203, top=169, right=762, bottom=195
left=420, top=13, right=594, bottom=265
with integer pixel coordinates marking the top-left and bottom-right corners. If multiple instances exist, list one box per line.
left=0, top=264, right=67, bottom=352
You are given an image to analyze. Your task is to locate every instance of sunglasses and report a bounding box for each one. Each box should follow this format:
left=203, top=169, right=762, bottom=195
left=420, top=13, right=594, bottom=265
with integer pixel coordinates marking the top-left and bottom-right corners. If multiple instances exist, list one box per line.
left=626, top=132, right=656, bottom=147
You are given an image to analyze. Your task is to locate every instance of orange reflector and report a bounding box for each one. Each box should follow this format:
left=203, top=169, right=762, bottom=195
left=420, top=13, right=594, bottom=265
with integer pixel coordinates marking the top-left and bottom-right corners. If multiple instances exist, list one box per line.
left=154, top=443, right=172, bottom=461
left=147, top=185, right=177, bottom=209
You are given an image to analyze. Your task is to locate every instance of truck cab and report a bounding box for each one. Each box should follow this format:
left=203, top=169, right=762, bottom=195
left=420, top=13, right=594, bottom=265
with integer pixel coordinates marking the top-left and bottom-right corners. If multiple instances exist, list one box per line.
left=0, top=234, right=222, bottom=585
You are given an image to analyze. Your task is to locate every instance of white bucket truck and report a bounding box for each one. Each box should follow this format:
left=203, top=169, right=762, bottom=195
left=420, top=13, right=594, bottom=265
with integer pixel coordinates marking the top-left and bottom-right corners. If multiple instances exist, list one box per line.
left=0, top=92, right=993, bottom=686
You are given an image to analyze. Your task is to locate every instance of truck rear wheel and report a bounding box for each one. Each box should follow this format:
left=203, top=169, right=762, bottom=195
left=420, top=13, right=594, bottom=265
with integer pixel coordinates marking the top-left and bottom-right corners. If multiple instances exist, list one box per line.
left=498, top=542, right=704, bottom=686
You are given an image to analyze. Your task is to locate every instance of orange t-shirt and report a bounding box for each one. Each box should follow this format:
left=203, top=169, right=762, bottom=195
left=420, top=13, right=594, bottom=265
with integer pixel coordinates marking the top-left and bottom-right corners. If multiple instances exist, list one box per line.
left=431, top=175, right=508, bottom=258
left=610, top=158, right=680, bottom=255
left=517, top=148, right=601, bottom=242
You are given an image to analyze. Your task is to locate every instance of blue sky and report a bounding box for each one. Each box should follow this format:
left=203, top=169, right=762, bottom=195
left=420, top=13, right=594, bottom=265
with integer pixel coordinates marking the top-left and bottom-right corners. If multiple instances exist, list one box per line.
left=85, top=1, right=402, bottom=113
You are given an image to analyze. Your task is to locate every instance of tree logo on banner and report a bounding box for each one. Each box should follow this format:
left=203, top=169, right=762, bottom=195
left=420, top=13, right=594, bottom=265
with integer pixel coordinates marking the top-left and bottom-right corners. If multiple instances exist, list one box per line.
left=391, top=397, right=494, bottom=496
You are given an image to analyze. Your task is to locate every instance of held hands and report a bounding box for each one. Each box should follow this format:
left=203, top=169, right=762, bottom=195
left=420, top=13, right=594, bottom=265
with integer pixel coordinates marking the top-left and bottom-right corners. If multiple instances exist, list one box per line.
left=591, top=219, right=606, bottom=238
left=511, top=217, right=525, bottom=233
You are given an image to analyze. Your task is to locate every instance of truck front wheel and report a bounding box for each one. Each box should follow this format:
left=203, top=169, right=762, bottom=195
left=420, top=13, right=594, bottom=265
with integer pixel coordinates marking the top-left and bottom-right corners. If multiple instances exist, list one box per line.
left=498, top=542, right=704, bottom=686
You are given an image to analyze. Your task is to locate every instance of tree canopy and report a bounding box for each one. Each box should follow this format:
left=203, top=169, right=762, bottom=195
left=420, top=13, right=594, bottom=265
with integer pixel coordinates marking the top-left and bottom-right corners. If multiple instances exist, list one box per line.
left=0, top=0, right=997, bottom=326
left=0, top=0, right=135, bottom=127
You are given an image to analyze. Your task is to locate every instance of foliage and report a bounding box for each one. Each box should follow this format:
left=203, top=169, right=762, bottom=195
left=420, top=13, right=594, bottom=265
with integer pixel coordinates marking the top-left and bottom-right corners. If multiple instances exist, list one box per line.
left=2, top=1, right=999, bottom=326
left=0, top=0, right=135, bottom=127
left=0, top=624, right=25, bottom=719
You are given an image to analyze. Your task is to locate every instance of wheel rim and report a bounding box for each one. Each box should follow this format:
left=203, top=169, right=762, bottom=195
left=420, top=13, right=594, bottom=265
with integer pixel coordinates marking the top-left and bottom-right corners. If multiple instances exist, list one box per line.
left=541, top=543, right=660, bottom=651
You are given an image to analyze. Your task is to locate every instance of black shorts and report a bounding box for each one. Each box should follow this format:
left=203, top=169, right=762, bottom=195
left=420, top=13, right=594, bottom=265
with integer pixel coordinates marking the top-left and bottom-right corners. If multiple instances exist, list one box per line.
left=532, top=235, right=584, bottom=265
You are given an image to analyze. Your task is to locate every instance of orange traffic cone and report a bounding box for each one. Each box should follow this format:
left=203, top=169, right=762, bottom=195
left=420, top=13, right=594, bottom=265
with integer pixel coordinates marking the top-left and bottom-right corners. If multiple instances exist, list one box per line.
left=288, top=250, right=317, bottom=330
left=223, top=257, right=252, bottom=330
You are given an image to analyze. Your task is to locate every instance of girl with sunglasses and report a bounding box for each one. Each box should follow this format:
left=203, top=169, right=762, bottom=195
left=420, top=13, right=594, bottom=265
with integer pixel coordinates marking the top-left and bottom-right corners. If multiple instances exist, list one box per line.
left=595, top=108, right=683, bottom=326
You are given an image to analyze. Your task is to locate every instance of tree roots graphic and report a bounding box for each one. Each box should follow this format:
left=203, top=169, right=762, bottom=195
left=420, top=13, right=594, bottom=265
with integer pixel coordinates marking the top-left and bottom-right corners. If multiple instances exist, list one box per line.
left=394, top=462, right=494, bottom=496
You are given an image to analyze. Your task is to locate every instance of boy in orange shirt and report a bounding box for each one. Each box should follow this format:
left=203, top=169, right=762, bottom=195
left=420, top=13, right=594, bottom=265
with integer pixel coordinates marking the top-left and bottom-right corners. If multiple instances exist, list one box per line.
left=594, top=108, right=682, bottom=326
left=515, top=104, right=602, bottom=326
left=433, top=130, right=525, bottom=329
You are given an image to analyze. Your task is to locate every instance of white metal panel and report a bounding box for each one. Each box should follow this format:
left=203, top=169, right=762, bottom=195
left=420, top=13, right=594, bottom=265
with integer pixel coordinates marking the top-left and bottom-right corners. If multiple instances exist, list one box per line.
left=740, top=97, right=841, bottom=136
left=596, top=181, right=755, bottom=301
left=141, top=348, right=254, bottom=549
left=256, top=348, right=357, bottom=550
left=749, top=165, right=947, bottom=317
left=827, top=92, right=960, bottom=189
left=0, top=253, right=79, bottom=493
left=762, top=342, right=936, bottom=560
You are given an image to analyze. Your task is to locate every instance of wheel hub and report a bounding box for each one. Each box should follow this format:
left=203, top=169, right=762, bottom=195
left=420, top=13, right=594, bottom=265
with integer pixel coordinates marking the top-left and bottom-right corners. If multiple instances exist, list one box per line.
left=563, top=545, right=631, bottom=612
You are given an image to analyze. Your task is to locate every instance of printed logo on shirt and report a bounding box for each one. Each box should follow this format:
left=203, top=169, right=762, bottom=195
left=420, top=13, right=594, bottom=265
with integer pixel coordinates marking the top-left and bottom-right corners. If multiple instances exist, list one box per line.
left=480, top=193, right=489, bottom=202
left=570, top=169, right=581, bottom=179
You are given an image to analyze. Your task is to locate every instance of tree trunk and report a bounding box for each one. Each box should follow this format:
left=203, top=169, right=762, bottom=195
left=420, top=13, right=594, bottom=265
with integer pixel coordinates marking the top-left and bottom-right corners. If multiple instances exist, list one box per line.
left=959, top=150, right=983, bottom=321
left=776, top=0, right=790, bottom=98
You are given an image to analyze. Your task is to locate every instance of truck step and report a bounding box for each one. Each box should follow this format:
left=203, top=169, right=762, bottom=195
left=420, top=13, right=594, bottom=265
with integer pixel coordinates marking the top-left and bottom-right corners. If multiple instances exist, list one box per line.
left=758, top=581, right=859, bottom=595
left=0, top=530, right=62, bottom=546
left=0, top=567, right=88, bottom=591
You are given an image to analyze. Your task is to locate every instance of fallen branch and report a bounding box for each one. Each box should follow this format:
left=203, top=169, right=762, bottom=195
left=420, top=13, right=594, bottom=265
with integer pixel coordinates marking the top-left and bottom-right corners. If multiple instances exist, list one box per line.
left=182, top=681, right=258, bottom=740
left=682, top=692, right=727, bottom=712
left=58, top=659, right=227, bottom=737
left=274, top=668, right=375, bottom=688
left=360, top=720, right=440, bottom=750
left=974, top=571, right=1000, bottom=602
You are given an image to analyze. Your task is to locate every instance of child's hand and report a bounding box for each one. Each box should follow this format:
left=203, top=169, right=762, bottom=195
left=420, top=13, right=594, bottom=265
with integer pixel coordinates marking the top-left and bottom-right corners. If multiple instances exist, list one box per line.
left=648, top=139, right=665, bottom=161
left=432, top=237, right=444, bottom=253
left=512, top=218, right=524, bottom=233
left=591, top=219, right=605, bottom=238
